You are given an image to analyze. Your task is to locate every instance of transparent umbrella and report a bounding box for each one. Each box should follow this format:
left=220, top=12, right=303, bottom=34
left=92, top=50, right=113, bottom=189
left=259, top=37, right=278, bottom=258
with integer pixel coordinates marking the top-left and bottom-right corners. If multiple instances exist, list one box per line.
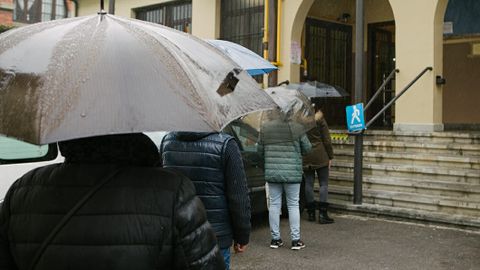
left=0, top=14, right=278, bottom=145
left=239, top=85, right=316, bottom=144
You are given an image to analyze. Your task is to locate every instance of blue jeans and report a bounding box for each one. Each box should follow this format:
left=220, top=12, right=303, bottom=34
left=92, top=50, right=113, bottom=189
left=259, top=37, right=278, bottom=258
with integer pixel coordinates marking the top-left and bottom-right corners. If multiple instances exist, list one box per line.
left=221, top=248, right=230, bottom=270
left=267, top=182, right=301, bottom=241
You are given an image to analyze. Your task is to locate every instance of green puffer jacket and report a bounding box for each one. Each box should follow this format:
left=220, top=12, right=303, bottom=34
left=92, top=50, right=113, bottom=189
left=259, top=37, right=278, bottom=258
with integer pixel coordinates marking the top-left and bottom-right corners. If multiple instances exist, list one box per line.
left=259, top=120, right=312, bottom=183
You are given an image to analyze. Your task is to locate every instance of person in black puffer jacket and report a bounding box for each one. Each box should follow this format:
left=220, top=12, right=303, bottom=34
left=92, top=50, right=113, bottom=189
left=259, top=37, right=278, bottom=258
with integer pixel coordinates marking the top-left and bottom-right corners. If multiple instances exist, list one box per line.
left=0, top=133, right=225, bottom=270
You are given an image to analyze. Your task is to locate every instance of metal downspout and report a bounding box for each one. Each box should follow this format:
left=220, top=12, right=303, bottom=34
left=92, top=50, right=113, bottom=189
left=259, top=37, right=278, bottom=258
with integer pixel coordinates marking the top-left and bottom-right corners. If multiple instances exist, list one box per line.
left=273, top=0, right=282, bottom=66
left=263, top=0, right=269, bottom=60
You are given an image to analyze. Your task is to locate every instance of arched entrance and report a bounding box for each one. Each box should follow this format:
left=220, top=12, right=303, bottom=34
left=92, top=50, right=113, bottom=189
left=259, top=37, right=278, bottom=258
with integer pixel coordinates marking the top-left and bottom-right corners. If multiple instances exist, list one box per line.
left=288, top=0, right=396, bottom=127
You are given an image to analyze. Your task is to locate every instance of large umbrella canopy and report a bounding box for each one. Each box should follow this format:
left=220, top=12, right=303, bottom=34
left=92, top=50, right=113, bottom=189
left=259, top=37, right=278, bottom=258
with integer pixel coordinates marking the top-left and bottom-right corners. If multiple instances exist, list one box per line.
left=206, top=39, right=277, bottom=76
left=0, top=14, right=278, bottom=145
left=239, top=85, right=316, bottom=144
left=287, top=81, right=349, bottom=98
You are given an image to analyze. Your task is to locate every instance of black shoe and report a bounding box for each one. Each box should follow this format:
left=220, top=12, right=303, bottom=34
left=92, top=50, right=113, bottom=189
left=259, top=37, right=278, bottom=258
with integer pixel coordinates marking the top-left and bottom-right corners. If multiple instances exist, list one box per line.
left=291, top=239, right=306, bottom=250
left=318, top=202, right=334, bottom=224
left=318, top=213, right=334, bottom=224
left=270, top=239, right=284, bottom=249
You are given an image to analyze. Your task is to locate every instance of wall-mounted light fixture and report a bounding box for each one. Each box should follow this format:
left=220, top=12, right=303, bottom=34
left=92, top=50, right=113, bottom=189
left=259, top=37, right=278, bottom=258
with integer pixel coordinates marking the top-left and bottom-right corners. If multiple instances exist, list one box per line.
left=436, top=75, right=446, bottom=85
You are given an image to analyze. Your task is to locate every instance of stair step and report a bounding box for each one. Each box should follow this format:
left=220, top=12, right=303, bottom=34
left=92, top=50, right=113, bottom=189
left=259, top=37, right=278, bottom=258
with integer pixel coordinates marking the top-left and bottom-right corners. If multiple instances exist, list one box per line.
left=333, top=140, right=480, bottom=157
left=330, top=129, right=480, bottom=144
left=327, top=129, right=480, bottom=229
left=329, top=201, right=480, bottom=230
left=332, top=161, right=480, bottom=184
left=329, top=186, right=480, bottom=216
left=328, top=172, right=480, bottom=199
left=334, top=149, right=480, bottom=169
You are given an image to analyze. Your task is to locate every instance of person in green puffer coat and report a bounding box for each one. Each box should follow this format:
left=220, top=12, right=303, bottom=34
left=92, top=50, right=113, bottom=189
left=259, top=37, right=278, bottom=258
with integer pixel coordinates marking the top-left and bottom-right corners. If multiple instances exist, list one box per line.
left=259, top=119, right=312, bottom=250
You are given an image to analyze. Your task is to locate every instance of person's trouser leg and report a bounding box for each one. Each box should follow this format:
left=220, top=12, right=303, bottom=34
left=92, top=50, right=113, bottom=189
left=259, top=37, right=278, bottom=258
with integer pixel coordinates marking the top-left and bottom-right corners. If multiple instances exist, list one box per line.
left=304, top=169, right=317, bottom=221
left=284, top=183, right=301, bottom=241
left=317, top=167, right=329, bottom=203
left=221, top=248, right=231, bottom=270
left=316, top=167, right=334, bottom=224
left=268, top=182, right=283, bottom=240
left=304, top=169, right=316, bottom=204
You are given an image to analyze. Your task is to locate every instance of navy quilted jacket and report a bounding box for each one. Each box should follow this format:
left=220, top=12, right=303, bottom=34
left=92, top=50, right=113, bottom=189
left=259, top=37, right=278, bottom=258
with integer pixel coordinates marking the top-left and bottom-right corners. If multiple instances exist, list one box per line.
left=161, top=132, right=251, bottom=249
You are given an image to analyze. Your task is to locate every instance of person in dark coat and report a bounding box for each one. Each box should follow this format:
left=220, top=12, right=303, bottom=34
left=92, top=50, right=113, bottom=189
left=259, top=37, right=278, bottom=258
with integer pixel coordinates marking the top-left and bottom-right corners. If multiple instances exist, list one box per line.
left=303, top=109, right=335, bottom=224
left=161, top=132, right=251, bottom=270
left=0, top=133, right=225, bottom=270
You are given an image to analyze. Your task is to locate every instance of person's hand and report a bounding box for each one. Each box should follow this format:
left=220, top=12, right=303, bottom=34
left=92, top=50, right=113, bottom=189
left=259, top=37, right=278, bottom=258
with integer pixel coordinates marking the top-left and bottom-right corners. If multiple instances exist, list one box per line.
left=234, top=243, right=247, bottom=253
left=328, top=159, right=332, bottom=169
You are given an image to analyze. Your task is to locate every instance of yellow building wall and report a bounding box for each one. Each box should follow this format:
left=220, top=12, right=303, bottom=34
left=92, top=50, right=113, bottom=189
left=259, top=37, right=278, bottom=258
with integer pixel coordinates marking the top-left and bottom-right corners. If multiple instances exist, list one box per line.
left=191, top=0, right=220, bottom=39
left=77, top=0, right=103, bottom=16
left=388, top=0, right=447, bottom=131
left=277, top=0, right=315, bottom=84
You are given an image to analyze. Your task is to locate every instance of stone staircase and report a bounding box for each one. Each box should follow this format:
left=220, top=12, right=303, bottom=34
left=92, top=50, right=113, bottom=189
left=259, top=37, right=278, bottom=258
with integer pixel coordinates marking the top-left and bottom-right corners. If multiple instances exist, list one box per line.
left=327, top=130, right=480, bottom=230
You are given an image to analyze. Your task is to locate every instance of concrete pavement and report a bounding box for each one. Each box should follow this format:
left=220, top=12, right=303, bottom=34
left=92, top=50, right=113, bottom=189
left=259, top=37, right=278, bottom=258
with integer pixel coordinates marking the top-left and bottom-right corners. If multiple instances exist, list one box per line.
left=230, top=213, right=480, bottom=270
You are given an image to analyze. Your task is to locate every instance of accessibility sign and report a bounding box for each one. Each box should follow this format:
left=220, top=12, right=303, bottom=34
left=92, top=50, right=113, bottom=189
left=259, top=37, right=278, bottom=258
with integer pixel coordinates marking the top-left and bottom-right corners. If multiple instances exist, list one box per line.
left=345, top=103, right=365, bottom=132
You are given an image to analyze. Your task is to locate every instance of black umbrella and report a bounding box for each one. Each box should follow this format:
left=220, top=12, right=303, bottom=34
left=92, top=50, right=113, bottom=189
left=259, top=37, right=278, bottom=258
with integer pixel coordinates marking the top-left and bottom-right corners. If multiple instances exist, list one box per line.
left=287, top=81, right=350, bottom=98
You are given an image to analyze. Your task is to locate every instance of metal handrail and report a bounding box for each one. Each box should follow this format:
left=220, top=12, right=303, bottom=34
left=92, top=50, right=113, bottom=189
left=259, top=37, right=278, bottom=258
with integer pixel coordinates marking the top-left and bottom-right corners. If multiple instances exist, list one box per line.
left=365, top=66, right=432, bottom=129
left=364, top=68, right=399, bottom=112
left=351, top=66, right=433, bottom=205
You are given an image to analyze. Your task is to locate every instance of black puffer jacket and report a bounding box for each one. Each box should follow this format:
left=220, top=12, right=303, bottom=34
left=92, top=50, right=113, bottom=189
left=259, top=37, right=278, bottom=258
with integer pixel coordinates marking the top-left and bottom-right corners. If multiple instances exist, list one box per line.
left=0, top=134, right=225, bottom=270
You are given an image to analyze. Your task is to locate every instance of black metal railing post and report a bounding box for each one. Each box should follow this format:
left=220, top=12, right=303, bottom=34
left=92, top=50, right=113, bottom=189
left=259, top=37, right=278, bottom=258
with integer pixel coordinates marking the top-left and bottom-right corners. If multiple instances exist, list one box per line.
left=109, top=0, right=115, bottom=14
left=353, top=0, right=365, bottom=205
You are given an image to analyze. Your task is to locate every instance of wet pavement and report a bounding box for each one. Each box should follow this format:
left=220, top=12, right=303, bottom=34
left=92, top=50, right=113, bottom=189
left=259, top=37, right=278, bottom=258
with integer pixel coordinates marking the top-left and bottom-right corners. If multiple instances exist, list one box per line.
left=230, top=213, right=480, bottom=270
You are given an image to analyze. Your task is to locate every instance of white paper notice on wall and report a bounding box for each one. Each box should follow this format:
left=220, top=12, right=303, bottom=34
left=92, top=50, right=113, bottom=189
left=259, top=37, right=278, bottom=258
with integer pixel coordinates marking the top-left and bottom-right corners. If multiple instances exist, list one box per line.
left=290, top=41, right=302, bottom=64
left=443, top=22, right=454, bottom=34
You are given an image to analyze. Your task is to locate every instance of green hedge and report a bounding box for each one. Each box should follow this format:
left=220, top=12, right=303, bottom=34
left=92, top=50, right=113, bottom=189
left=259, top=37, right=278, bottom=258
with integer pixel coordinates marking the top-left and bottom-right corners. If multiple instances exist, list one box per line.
left=0, top=25, right=14, bottom=34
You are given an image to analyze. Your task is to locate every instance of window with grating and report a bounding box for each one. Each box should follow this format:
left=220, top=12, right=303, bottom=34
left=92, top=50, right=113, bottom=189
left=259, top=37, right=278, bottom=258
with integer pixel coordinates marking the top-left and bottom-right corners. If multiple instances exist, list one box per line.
left=220, top=0, right=264, bottom=81
left=14, top=0, right=68, bottom=23
left=135, top=1, right=192, bottom=33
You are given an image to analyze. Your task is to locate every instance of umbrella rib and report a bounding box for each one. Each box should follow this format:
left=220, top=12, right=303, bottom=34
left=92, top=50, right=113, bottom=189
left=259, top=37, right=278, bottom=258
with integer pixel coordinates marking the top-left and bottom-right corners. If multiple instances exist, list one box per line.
left=109, top=15, right=217, bottom=131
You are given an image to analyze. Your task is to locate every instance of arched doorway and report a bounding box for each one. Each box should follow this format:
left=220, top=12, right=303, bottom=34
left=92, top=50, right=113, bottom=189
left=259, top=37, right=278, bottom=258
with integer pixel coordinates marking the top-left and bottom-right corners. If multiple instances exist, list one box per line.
left=300, top=0, right=395, bottom=127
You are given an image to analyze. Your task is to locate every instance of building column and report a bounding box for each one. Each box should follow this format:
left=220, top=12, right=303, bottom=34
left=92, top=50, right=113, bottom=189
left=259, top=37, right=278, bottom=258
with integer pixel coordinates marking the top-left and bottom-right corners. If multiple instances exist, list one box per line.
left=277, top=0, right=314, bottom=83
left=389, top=0, right=448, bottom=132
left=192, top=0, right=220, bottom=39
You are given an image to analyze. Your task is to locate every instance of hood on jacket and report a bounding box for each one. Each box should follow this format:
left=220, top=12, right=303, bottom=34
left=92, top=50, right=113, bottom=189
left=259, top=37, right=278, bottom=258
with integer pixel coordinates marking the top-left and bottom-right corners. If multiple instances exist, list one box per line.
left=315, top=110, right=324, bottom=122
left=59, top=133, right=160, bottom=166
